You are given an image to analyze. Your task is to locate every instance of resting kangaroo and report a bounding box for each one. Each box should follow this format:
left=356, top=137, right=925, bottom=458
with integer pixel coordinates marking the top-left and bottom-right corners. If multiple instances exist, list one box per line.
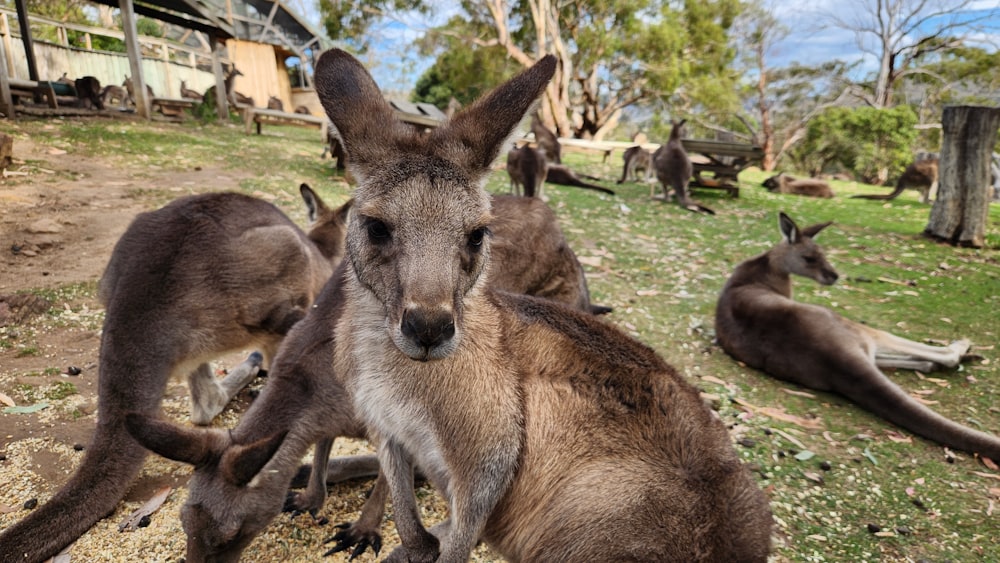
left=715, top=213, right=1000, bottom=459
left=652, top=119, right=715, bottom=214
left=313, top=48, right=771, bottom=562
left=506, top=145, right=547, bottom=197
left=617, top=144, right=653, bottom=184
left=180, top=80, right=204, bottom=101
left=0, top=188, right=350, bottom=563
left=852, top=157, right=939, bottom=203
left=762, top=172, right=835, bottom=198
left=124, top=191, right=616, bottom=561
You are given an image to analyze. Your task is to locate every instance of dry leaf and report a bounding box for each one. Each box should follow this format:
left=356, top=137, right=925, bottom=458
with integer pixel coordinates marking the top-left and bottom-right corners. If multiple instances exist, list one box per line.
left=757, top=407, right=824, bottom=430
left=972, top=471, right=1000, bottom=481
left=803, top=471, right=824, bottom=484
left=782, top=388, right=817, bottom=399
left=118, top=486, right=172, bottom=532
left=980, top=456, right=999, bottom=471
left=635, top=289, right=660, bottom=297
left=577, top=256, right=602, bottom=267
left=0, top=392, right=15, bottom=407
left=885, top=431, right=913, bottom=444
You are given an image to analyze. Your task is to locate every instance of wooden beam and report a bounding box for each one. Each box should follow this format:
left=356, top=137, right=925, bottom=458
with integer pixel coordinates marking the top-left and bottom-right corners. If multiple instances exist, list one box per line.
left=0, top=32, right=13, bottom=118
left=210, top=39, right=229, bottom=119
left=119, top=0, right=150, bottom=118
left=13, top=0, right=37, bottom=81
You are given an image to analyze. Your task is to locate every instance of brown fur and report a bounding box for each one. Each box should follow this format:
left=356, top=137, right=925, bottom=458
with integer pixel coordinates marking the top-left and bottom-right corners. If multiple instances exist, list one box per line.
left=180, top=80, right=203, bottom=101
left=0, top=188, right=350, bottom=563
left=123, top=191, right=615, bottom=562
left=321, top=125, right=347, bottom=170
left=74, top=76, right=103, bottom=110
left=123, top=75, right=154, bottom=107
left=617, top=144, right=653, bottom=184
left=762, top=172, right=835, bottom=198
left=531, top=111, right=562, bottom=164
left=100, top=84, right=129, bottom=109
left=544, top=163, right=616, bottom=195
left=652, top=119, right=714, bottom=214
left=313, top=48, right=770, bottom=562
left=293, top=105, right=312, bottom=115
left=852, top=157, right=939, bottom=203
left=506, top=145, right=547, bottom=197
left=267, top=96, right=284, bottom=111
left=715, top=212, right=999, bottom=459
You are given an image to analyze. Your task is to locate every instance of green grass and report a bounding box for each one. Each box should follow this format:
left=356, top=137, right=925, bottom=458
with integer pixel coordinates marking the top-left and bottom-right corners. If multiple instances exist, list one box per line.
left=5, top=117, right=999, bottom=562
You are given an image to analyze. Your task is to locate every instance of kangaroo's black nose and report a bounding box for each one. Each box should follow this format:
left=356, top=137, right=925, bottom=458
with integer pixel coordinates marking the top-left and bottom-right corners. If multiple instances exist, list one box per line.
left=401, top=308, right=455, bottom=350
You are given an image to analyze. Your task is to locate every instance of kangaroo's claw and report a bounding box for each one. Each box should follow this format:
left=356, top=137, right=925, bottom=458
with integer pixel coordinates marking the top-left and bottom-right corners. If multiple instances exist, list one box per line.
left=323, top=521, right=383, bottom=558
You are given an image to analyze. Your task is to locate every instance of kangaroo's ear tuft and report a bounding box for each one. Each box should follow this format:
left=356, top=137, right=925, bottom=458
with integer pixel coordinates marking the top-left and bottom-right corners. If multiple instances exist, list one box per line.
left=433, top=55, right=557, bottom=175
left=778, top=212, right=799, bottom=244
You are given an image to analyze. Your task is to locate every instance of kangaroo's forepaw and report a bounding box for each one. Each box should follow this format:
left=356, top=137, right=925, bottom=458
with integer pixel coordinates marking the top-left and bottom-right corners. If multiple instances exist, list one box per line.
left=323, top=522, right=383, bottom=559
left=949, top=339, right=972, bottom=357
left=283, top=490, right=320, bottom=518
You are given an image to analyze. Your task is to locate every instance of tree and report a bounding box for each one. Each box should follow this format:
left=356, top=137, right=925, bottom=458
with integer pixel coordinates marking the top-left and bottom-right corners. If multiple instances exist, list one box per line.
left=318, top=0, right=429, bottom=52
left=822, top=0, right=1000, bottom=108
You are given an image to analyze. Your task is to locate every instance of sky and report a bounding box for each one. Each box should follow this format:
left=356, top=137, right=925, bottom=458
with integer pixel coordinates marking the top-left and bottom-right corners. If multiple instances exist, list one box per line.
left=290, top=1, right=1000, bottom=94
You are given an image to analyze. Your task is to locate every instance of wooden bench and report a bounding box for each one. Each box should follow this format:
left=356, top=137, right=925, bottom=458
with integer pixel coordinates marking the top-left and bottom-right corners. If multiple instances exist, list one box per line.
left=152, top=97, right=198, bottom=117
left=244, top=107, right=328, bottom=141
left=8, top=79, right=59, bottom=108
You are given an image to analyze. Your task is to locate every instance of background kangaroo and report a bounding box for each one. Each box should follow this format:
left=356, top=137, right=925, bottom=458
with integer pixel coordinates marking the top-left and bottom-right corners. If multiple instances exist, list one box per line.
left=0, top=188, right=350, bottom=563
left=617, top=144, right=653, bottom=184
left=852, top=157, right=939, bottom=203
left=180, top=80, right=203, bottom=101
left=125, top=192, right=615, bottom=562
left=530, top=111, right=561, bottom=164
left=762, top=172, right=835, bottom=198
left=505, top=145, right=547, bottom=197
left=652, top=119, right=715, bottom=214
left=715, top=212, right=1000, bottom=460
left=312, top=48, right=770, bottom=562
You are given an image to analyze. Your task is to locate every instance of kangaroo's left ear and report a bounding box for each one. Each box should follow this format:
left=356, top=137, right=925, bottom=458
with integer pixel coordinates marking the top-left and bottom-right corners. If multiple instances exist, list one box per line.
left=802, top=221, right=834, bottom=238
left=778, top=212, right=799, bottom=244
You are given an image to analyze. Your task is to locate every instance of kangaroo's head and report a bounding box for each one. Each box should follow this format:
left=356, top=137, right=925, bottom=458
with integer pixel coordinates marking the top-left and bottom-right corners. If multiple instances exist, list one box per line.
left=315, top=48, right=555, bottom=361
left=669, top=119, right=686, bottom=141
left=776, top=211, right=839, bottom=285
left=124, top=413, right=287, bottom=563
left=300, top=183, right=352, bottom=262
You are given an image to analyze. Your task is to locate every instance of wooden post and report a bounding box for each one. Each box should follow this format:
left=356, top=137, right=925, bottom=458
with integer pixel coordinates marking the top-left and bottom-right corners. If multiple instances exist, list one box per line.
left=924, top=105, right=1000, bottom=248
left=210, top=39, right=229, bottom=119
left=1, top=14, right=16, bottom=80
left=13, top=0, right=38, bottom=81
left=0, top=31, right=13, bottom=118
left=119, top=0, right=150, bottom=119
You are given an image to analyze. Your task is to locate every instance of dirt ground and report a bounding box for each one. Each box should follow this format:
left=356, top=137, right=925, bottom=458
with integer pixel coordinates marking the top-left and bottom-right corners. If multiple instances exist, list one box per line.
left=0, top=134, right=431, bottom=562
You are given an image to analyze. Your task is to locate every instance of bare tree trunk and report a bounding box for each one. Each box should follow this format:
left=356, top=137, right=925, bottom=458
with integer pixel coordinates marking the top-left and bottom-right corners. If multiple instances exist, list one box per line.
left=924, top=105, right=1000, bottom=248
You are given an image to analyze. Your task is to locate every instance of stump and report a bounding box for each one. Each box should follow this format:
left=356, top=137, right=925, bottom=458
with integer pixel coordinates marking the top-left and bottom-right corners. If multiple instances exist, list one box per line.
left=0, top=132, right=12, bottom=174
left=923, top=105, right=1000, bottom=248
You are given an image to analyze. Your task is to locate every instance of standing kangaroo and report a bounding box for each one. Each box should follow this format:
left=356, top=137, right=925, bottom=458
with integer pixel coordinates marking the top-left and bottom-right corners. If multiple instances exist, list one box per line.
left=530, top=111, right=561, bottom=164
left=313, top=48, right=771, bottom=562
left=180, top=80, right=203, bottom=101
left=617, top=144, right=653, bottom=184
left=124, top=192, right=616, bottom=562
left=506, top=145, right=547, bottom=197
left=762, top=172, right=835, bottom=198
left=0, top=188, right=351, bottom=563
left=715, top=213, right=1000, bottom=459
left=652, top=119, right=715, bottom=214
left=852, top=157, right=939, bottom=203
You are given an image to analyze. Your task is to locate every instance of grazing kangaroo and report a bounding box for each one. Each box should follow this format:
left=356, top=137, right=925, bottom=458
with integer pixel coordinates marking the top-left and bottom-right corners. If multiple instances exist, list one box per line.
left=715, top=213, right=1000, bottom=459
left=100, top=84, right=129, bottom=109
left=617, top=144, right=653, bottom=184
left=506, top=145, right=547, bottom=197
left=762, top=172, right=835, bottom=198
left=852, top=157, right=939, bottom=203
left=530, top=111, right=562, bottom=164
left=73, top=76, right=103, bottom=110
left=180, top=80, right=203, bottom=101
left=652, top=119, right=715, bottom=214
left=124, top=191, right=616, bottom=562
left=267, top=95, right=284, bottom=111
left=0, top=188, right=351, bottom=563
left=312, top=48, right=771, bottom=562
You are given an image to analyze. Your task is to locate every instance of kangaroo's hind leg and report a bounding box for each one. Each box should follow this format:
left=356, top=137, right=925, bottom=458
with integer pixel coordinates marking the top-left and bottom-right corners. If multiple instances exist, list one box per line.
left=188, top=352, right=263, bottom=425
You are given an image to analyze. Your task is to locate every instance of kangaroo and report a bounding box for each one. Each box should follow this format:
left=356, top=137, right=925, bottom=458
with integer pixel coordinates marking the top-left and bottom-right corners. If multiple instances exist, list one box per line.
left=294, top=105, right=312, bottom=115
left=544, top=163, right=616, bottom=195
left=530, top=111, right=562, bottom=164
left=123, top=191, right=617, bottom=562
left=617, top=144, right=653, bottom=184
left=180, top=80, right=203, bottom=101
left=321, top=125, right=347, bottom=170
left=852, top=157, right=939, bottom=203
left=73, top=76, right=103, bottom=110
left=100, top=84, right=129, bottom=109
left=652, top=119, right=715, bottom=214
left=506, top=145, right=547, bottom=197
left=762, top=172, right=835, bottom=198
left=311, top=48, right=772, bottom=562
left=123, top=75, right=155, bottom=106
left=715, top=212, right=999, bottom=459
left=267, top=95, right=284, bottom=111
left=0, top=187, right=351, bottom=563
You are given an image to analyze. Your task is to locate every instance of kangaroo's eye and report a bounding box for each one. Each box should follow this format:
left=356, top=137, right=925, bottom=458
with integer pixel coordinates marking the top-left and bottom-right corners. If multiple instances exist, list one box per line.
left=468, top=227, right=490, bottom=250
left=804, top=256, right=818, bottom=264
left=365, top=218, right=392, bottom=243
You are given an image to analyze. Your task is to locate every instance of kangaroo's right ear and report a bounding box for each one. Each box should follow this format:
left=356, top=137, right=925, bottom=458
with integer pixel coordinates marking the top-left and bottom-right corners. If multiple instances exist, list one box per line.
left=336, top=198, right=354, bottom=224
left=125, top=413, right=221, bottom=467
left=300, top=183, right=328, bottom=223
left=219, top=431, right=288, bottom=487
left=778, top=212, right=799, bottom=244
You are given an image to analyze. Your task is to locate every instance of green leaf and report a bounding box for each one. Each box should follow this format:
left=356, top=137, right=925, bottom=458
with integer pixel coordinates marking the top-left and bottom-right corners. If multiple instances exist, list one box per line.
left=3, top=402, right=50, bottom=414
left=863, top=447, right=879, bottom=466
left=794, top=450, right=816, bottom=461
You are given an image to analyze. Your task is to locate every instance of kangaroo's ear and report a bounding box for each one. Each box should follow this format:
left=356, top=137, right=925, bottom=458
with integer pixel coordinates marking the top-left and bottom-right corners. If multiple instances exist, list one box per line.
left=432, top=55, right=556, bottom=175
left=299, top=183, right=328, bottom=223
left=335, top=198, right=354, bottom=224
left=778, top=212, right=799, bottom=244
left=125, top=413, right=221, bottom=467
left=802, top=221, right=834, bottom=238
left=220, top=431, right=288, bottom=487
left=313, top=49, right=410, bottom=182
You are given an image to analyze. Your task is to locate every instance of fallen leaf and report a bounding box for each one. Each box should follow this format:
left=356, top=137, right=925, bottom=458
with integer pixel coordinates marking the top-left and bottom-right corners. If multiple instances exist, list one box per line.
left=794, top=450, right=816, bottom=461
left=803, top=471, right=824, bottom=484
left=757, top=407, right=824, bottom=430
left=782, top=388, right=818, bottom=399
left=980, top=456, right=999, bottom=471
left=885, top=431, right=913, bottom=444
left=874, top=531, right=896, bottom=538
left=2, top=402, right=50, bottom=414
left=118, top=486, right=172, bottom=532
left=0, top=392, right=15, bottom=407
left=0, top=503, right=15, bottom=514
left=863, top=447, right=878, bottom=465
left=635, top=289, right=660, bottom=297
left=577, top=256, right=602, bottom=267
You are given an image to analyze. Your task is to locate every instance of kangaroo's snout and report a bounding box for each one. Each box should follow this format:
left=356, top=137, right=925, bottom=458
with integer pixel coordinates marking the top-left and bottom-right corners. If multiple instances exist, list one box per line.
left=401, top=307, right=456, bottom=359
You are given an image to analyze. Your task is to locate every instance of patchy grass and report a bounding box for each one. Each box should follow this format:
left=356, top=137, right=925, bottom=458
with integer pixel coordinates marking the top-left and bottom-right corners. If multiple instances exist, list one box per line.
left=4, top=117, right=999, bottom=562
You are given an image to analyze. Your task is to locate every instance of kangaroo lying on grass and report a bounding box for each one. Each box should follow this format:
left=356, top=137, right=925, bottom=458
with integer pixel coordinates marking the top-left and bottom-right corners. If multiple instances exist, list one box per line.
left=322, top=48, right=771, bottom=562
left=715, top=213, right=999, bottom=460
left=652, top=119, right=715, bottom=214
left=617, top=144, right=653, bottom=184
left=125, top=191, right=617, bottom=561
left=852, top=157, right=939, bottom=203
left=506, top=145, right=547, bottom=197
left=762, top=172, right=835, bottom=198
left=0, top=187, right=350, bottom=563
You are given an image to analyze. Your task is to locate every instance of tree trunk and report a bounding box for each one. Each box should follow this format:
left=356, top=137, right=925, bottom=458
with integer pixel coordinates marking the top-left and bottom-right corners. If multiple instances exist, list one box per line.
left=924, top=105, right=1000, bottom=248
